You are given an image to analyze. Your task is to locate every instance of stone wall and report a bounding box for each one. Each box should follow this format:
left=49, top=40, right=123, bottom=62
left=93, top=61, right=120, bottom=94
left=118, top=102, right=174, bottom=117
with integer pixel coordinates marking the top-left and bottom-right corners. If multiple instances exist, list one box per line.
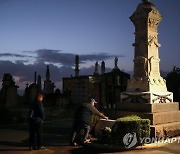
left=0, top=107, right=76, bottom=124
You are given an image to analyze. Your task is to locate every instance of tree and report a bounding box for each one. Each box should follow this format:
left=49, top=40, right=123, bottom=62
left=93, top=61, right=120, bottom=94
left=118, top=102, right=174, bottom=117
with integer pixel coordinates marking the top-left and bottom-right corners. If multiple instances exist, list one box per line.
left=166, top=66, right=180, bottom=102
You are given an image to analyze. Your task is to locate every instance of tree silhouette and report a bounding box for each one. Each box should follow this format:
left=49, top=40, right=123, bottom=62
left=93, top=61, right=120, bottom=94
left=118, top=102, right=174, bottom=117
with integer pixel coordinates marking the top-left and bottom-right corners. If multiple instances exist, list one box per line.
left=166, top=66, right=180, bottom=102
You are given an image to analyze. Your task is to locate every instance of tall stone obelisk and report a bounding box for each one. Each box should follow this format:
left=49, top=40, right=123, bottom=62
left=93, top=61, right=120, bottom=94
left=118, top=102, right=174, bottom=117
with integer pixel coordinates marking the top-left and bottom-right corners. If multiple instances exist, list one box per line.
left=121, top=0, right=173, bottom=103
left=114, top=0, right=180, bottom=138
left=74, top=55, right=80, bottom=77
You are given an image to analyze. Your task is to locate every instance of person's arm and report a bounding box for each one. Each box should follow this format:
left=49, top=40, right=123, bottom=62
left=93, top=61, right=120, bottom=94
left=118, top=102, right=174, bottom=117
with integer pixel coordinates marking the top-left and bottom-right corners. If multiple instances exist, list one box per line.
left=92, top=107, right=108, bottom=120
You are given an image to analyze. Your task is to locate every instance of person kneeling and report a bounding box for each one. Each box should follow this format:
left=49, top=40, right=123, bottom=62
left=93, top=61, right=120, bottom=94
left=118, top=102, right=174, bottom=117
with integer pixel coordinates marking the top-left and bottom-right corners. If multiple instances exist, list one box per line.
left=69, top=98, right=108, bottom=146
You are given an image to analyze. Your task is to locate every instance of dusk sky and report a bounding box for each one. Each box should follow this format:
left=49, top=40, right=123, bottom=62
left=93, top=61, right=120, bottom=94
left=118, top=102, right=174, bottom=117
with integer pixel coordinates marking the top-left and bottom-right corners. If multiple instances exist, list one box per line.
left=0, top=0, right=180, bottom=91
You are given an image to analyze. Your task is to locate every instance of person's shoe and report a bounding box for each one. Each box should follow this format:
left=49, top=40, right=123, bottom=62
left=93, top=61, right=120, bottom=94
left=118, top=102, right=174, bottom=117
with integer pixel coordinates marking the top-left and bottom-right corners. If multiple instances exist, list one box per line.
left=29, top=146, right=36, bottom=150
left=69, top=142, right=78, bottom=146
left=37, top=146, right=46, bottom=150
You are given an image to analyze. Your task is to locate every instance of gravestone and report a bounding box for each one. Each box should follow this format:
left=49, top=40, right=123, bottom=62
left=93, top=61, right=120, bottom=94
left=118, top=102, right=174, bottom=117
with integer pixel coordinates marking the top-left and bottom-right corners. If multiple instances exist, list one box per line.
left=0, top=73, right=18, bottom=107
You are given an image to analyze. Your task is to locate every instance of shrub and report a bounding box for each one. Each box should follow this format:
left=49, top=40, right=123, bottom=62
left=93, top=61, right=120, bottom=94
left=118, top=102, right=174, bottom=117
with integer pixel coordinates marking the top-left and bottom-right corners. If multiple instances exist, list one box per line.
left=111, top=115, right=150, bottom=147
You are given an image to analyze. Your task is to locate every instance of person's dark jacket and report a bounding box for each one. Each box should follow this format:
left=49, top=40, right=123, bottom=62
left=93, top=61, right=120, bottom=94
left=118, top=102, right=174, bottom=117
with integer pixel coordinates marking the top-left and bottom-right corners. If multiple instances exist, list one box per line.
left=29, top=101, right=44, bottom=124
left=74, top=103, right=105, bottom=125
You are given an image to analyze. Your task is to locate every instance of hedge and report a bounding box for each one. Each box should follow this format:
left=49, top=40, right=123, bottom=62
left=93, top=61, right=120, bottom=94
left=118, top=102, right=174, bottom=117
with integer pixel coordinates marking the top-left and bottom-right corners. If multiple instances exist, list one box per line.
left=111, top=115, right=150, bottom=147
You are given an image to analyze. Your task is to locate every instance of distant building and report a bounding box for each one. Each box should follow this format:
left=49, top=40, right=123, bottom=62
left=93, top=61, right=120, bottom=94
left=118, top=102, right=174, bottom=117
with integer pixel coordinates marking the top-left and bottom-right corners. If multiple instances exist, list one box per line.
left=63, top=56, right=130, bottom=108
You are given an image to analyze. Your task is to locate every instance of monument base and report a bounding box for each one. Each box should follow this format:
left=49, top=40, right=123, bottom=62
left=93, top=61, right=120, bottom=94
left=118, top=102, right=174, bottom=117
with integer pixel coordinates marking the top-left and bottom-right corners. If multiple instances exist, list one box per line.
left=104, top=102, right=180, bottom=138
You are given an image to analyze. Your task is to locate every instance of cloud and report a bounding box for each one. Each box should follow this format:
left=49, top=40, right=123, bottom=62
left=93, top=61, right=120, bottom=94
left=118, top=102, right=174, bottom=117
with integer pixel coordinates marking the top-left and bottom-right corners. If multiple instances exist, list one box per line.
left=0, top=53, right=34, bottom=58
left=0, top=60, right=38, bottom=82
left=80, top=53, right=125, bottom=62
left=0, top=48, right=126, bottom=90
left=0, top=60, right=110, bottom=90
left=36, top=49, right=75, bottom=66
left=35, top=49, right=125, bottom=66
left=1, top=49, right=125, bottom=67
left=0, top=60, right=73, bottom=90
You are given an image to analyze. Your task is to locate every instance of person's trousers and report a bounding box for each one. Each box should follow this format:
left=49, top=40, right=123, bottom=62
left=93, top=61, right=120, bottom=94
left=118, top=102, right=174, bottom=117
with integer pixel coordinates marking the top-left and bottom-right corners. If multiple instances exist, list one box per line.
left=35, top=123, right=42, bottom=148
left=69, top=121, right=90, bottom=144
left=83, top=123, right=90, bottom=141
left=29, top=120, right=35, bottom=148
left=29, top=121, right=42, bottom=148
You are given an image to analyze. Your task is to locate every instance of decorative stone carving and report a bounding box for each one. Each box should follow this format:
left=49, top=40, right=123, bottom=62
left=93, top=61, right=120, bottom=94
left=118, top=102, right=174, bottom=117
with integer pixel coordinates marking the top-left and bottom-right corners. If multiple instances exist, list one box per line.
left=122, top=93, right=148, bottom=103
left=148, top=35, right=161, bottom=47
left=152, top=93, right=172, bottom=103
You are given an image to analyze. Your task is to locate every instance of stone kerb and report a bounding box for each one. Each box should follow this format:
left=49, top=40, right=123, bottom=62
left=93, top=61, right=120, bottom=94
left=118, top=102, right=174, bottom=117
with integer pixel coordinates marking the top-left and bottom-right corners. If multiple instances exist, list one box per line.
left=94, top=119, right=115, bottom=137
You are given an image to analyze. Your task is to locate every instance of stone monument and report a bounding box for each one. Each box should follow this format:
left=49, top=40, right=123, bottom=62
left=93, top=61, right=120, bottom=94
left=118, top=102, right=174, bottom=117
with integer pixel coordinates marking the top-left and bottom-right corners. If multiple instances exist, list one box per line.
left=101, top=61, right=105, bottom=75
left=113, top=56, right=119, bottom=70
left=74, top=55, right=79, bottom=77
left=116, top=0, right=180, bottom=138
left=121, top=0, right=173, bottom=103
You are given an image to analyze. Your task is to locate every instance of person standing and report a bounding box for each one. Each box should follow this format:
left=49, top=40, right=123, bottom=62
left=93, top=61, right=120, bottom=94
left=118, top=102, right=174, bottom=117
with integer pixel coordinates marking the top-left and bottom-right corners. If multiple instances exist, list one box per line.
left=28, top=93, right=45, bottom=150
left=69, top=98, right=108, bottom=146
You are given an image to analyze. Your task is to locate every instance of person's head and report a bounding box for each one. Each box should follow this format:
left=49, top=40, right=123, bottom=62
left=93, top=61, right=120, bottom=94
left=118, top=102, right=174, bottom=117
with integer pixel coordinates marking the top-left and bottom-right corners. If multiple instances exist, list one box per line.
left=89, top=98, right=98, bottom=106
left=36, top=93, right=44, bottom=102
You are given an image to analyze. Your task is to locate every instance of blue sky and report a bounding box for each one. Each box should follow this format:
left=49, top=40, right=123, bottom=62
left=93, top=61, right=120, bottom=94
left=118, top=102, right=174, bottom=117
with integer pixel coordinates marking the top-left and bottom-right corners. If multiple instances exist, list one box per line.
left=0, top=0, right=180, bottom=90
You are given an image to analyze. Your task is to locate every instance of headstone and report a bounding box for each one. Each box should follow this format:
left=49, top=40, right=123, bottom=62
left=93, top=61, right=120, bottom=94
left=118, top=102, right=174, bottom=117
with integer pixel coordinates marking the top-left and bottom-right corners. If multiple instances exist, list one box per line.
left=0, top=73, right=18, bottom=107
